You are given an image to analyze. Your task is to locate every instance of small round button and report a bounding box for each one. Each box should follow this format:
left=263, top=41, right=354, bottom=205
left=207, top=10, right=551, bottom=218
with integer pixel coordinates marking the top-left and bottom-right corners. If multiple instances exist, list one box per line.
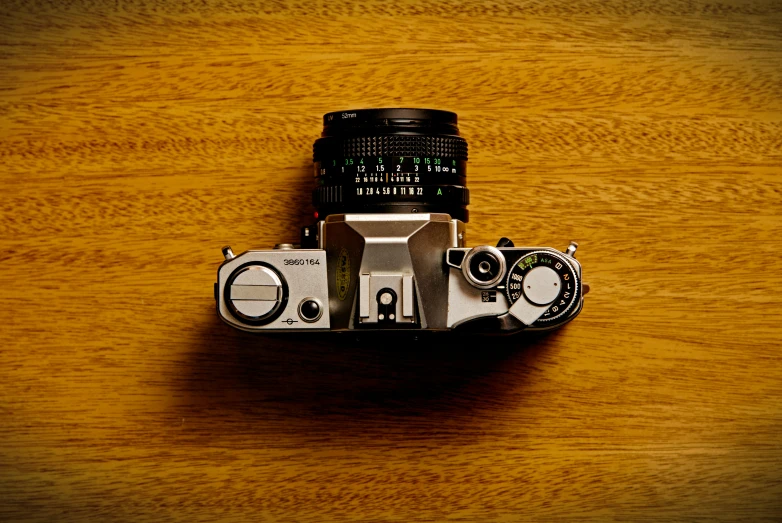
left=298, top=298, right=323, bottom=323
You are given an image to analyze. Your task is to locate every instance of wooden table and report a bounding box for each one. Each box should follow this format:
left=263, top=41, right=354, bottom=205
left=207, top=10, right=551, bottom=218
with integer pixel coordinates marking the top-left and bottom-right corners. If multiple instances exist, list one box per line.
left=2, top=1, right=781, bottom=521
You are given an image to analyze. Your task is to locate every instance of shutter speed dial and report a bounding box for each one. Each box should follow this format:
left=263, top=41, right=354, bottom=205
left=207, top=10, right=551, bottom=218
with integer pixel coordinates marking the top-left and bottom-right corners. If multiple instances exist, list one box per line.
left=506, top=250, right=579, bottom=324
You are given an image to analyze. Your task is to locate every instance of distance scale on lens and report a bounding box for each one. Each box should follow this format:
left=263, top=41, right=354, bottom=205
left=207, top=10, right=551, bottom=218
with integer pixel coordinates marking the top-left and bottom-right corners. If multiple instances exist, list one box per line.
left=315, top=156, right=466, bottom=186
left=312, top=155, right=470, bottom=219
left=505, top=251, right=579, bottom=324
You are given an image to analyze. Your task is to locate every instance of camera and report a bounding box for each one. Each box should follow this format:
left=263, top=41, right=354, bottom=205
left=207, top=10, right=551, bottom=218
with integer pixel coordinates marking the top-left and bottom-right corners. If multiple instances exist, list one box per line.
left=215, top=108, right=586, bottom=334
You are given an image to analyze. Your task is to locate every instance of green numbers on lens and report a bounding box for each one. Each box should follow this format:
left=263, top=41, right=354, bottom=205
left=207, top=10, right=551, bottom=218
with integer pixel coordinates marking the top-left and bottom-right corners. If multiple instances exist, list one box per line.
left=377, top=157, right=382, bottom=164
left=345, top=158, right=354, bottom=166
left=434, top=158, right=441, bottom=165
left=452, top=159, right=456, bottom=166
left=424, top=158, right=431, bottom=164
left=399, top=157, right=404, bottom=163
left=333, top=160, right=336, bottom=166
left=413, top=158, right=420, bottom=164
left=359, top=158, right=364, bottom=165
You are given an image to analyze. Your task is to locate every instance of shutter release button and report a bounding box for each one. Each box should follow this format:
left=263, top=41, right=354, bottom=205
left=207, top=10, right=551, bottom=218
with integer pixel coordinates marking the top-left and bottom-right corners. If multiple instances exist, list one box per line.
left=298, top=298, right=323, bottom=322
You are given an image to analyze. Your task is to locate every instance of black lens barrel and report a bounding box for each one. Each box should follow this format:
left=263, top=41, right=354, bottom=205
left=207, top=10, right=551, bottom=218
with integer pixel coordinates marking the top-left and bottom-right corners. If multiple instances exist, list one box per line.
left=312, top=108, right=470, bottom=222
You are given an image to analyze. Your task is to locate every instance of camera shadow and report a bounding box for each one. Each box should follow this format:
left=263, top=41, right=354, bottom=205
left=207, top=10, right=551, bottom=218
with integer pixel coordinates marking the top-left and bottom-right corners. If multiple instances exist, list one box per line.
left=177, top=311, right=563, bottom=446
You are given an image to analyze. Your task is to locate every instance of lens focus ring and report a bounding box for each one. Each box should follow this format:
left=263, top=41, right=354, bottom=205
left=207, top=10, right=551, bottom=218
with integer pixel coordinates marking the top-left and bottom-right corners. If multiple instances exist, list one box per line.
left=313, top=135, right=468, bottom=163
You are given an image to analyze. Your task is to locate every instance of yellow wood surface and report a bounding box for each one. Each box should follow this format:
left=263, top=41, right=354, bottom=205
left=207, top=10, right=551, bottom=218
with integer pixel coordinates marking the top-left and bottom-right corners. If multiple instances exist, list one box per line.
left=2, top=1, right=781, bottom=521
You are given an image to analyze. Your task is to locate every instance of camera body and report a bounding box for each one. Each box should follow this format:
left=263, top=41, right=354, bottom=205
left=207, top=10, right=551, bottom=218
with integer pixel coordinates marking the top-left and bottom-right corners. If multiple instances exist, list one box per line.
left=215, top=109, right=585, bottom=334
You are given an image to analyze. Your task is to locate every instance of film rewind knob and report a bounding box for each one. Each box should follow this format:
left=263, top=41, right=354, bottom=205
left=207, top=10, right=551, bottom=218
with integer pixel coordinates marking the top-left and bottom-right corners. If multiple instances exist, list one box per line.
left=225, top=264, right=287, bottom=324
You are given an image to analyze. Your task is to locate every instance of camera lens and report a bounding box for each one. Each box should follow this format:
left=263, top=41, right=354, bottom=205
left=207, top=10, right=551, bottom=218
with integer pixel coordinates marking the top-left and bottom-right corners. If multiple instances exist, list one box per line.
left=312, top=108, right=469, bottom=222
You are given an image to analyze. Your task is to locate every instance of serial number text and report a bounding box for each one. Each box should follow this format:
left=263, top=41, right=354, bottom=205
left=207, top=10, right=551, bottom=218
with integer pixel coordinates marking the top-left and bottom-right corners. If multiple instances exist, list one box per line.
left=283, top=259, right=321, bottom=266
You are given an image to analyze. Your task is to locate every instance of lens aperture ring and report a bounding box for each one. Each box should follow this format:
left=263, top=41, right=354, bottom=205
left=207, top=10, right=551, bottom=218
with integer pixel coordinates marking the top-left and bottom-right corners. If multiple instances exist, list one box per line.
left=313, top=185, right=469, bottom=207
left=313, top=135, right=468, bottom=163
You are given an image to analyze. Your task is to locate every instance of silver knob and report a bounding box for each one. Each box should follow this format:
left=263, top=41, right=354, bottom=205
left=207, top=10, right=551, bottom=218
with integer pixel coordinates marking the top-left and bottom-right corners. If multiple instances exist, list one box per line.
left=462, top=245, right=506, bottom=289
left=226, top=265, right=285, bottom=323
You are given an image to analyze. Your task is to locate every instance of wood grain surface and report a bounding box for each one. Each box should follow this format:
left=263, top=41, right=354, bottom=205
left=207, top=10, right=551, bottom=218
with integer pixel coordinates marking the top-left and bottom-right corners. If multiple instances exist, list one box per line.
left=2, top=0, right=782, bottom=521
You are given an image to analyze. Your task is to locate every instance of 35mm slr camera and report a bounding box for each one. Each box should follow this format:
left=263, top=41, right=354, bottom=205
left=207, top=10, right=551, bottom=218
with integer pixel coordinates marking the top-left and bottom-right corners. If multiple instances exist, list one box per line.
left=215, top=109, right=585, bottom=334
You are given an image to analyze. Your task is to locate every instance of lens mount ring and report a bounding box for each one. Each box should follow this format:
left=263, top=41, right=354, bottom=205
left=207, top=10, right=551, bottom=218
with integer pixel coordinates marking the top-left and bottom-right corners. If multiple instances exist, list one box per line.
left=462, top=245, right=506, bottom=290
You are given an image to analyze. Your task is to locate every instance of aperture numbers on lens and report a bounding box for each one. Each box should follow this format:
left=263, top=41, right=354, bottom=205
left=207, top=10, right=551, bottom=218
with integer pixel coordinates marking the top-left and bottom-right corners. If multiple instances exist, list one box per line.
left=355, top=186, right=424, bottom=196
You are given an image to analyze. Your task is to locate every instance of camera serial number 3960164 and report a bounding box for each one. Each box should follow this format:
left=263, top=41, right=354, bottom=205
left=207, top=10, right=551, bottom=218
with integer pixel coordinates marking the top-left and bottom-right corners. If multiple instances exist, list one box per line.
left=214, top=108, right=588, bottom=334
